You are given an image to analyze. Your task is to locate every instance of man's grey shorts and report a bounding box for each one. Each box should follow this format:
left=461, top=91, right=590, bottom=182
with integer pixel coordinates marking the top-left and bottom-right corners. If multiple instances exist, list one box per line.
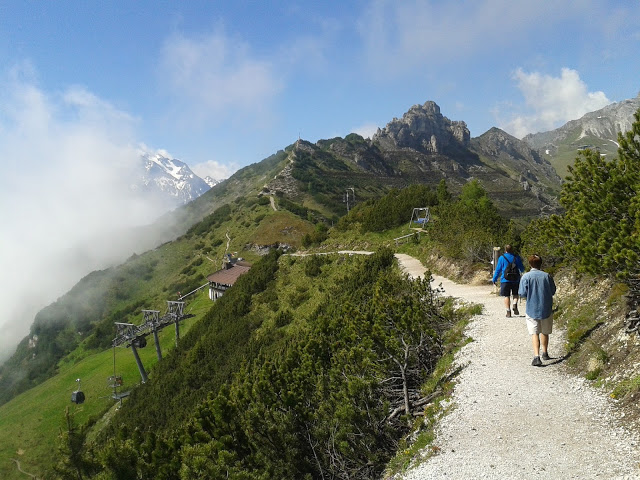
left=525, top=314, right=553, bottom=335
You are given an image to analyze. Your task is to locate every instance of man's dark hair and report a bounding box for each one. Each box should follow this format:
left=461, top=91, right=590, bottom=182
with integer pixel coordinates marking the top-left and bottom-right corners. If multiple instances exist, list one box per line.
left=505, top=244, right=513, bottom=253
left=528, top=254, right=542, bottom=269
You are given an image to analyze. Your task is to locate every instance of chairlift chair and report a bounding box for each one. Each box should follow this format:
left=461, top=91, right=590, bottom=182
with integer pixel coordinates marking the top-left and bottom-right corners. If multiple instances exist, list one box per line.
left=409, top=207, right=430, bottom=229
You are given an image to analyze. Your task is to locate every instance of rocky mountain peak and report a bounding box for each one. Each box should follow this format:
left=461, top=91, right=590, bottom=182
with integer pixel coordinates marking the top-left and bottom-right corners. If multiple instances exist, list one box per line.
left=373, top=100, right=470, bottom=154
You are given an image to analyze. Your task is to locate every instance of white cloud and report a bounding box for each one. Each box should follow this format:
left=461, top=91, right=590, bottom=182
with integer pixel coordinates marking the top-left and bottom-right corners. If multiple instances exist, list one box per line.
left=0, top=70, right=166, bottom=361
left=499, top=68, right=612, bottom=137
left=191, top=159, right=238, bottom=181
left=351, top=123, right=379, bottom=139
left=159, top=28, right=283, bottom=123
left=62, top=86, right=137, bottom=134
left=356, top=0, right=634, bottom=78
left=357, top=1, right=571, bottom=74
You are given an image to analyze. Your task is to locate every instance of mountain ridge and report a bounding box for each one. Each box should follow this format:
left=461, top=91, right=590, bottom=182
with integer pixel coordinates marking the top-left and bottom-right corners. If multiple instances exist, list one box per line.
left=523, top=92, right=640, bottom=176
left=256, top=101, right=561, bottom=220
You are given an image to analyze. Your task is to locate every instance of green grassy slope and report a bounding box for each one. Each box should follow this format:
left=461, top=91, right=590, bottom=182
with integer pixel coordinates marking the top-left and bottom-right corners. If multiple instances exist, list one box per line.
left=0, top=298, right=205, bottom=480
left=548, top=137, right=619, bottom=179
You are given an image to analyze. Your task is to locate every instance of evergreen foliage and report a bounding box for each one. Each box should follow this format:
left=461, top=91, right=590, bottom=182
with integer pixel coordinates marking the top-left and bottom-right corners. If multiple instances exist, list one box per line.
left=339, top=185, right=438, bottom=232
left=186, top=204, right=232, bottom=238
left=53, top=407, right=100, bottom=479
left=301, top=224, right=329, bottom=248
left=100, top=250, right=282, bottom=437
left=429, top=180, right=507, bottom=262
left=72, top=248, right=450, bottom=479
left=278, top=197, right=309, bottom=219
left=537, top=108, right=640, bottom=281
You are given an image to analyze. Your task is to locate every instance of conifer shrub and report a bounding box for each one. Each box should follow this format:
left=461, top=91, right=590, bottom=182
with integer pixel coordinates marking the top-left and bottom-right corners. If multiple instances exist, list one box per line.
left=429, top=180, right=506, bottom=262
left=339, top=184, right=438, bottom=233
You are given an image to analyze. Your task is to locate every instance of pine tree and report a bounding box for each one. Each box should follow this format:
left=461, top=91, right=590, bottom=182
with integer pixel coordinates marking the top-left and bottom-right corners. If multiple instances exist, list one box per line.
left=53, top=407, right=97, bottom=480
left=550, top=108, right=640, bottom=280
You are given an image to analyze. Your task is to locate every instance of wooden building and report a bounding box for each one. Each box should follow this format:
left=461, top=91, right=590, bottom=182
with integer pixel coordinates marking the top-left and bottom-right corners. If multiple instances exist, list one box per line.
left=207, top=261, right=251, bottom=301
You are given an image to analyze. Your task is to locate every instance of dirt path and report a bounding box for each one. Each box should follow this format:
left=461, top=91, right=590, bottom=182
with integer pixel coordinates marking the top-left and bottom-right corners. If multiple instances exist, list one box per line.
left=11, top=458, right=39, bottom=479
left=393, top=254, right=640, bottom=479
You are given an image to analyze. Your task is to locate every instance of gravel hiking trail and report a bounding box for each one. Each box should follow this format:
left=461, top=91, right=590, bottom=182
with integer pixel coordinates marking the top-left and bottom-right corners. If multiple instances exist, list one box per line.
left=394, top=254, right=640, bottom=480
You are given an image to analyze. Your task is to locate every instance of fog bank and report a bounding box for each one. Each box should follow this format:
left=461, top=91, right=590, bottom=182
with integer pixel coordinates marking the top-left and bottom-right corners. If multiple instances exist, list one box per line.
left=0, top=69, right=171, bottom=362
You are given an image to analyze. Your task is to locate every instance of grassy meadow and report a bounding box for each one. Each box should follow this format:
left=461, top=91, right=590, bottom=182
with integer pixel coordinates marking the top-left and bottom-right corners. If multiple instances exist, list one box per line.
left=0, top=290, right=209, bottom=480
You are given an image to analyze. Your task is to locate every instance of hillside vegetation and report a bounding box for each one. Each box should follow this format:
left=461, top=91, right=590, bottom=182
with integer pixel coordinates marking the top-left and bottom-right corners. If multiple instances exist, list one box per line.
left=1, top=108, right=639, bottom=479
left=0, top=179, right=503, bottom=479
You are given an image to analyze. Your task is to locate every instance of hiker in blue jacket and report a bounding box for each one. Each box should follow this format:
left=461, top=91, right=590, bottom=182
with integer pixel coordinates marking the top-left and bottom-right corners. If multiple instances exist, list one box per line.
left=492, top=244, right=525, bottom=317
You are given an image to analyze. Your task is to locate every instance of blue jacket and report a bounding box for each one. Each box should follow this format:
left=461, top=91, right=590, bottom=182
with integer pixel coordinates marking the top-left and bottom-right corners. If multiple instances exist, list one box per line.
left=518, top=269, right=556, bottom=319
left=492, top=253, right=525, bottom=283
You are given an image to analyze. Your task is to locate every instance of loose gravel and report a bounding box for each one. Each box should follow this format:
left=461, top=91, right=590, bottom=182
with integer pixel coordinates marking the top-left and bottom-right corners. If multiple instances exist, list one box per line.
left=395, top=254, right=640, bottom=480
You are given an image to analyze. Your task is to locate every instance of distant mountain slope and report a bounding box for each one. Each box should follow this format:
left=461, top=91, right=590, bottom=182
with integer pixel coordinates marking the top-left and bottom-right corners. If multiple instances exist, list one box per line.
left=523, top=93, right=640, bottom=177
left=158, top=101, right=562, bottom=237
left=470, top=127, right=561, bottom=213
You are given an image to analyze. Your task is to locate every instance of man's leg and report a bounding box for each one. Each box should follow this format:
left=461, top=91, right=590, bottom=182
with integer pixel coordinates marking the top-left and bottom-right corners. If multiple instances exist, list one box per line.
left=503, top=295, right=511, bottom=311
left=540, top=333, right=549, bottom=354
left=500, top=284, right=513, bottom=316
left=512, top=294, right=519, bottom=315
left=531, top=333, right=540, bottom=357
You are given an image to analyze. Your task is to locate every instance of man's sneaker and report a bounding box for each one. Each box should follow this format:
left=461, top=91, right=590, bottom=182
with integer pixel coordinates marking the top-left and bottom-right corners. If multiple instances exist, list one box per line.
left=541, top=352, right=551, bottom=361
left=512, top=305, right=519, bottom=315
left=532, top=356, right=542, bottom=367
left=506, top=310, right=512, bottom=318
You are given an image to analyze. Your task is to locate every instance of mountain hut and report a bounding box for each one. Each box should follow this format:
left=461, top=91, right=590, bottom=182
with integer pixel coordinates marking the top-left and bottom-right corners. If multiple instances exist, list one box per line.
left=206, top=260, right=252, bottom=301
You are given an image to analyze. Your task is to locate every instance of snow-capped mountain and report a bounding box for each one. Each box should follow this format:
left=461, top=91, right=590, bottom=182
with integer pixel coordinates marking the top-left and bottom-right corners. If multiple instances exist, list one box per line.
left=132, top=150, right=211, bottom=209
left=203, top=176, right=222, bottom=188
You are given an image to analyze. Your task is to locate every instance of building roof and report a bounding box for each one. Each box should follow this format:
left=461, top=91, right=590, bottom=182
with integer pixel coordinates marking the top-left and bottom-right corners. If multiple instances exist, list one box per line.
left=207, top=264, right=251, bottom=286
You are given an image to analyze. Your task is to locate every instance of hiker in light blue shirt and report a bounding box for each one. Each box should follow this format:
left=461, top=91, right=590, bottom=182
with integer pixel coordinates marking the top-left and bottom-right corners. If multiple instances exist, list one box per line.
left=518, top=254, right=556, bottom=367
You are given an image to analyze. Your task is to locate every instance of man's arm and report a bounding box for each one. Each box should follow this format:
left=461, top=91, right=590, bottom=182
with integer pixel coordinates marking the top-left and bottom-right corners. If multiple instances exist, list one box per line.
left=492, top=256, right=504, bottom=283
left=518, top=275, right=528, bottom=297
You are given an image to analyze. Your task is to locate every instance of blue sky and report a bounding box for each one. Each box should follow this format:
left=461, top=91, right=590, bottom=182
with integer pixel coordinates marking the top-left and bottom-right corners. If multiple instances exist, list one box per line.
left=1, top=0, right=640, bottom=358
left=1, top=1, right=639, bottom=179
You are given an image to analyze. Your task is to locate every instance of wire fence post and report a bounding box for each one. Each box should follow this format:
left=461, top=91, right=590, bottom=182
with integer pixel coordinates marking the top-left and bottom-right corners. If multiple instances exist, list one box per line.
left=492, top=246, right=501, bottom=293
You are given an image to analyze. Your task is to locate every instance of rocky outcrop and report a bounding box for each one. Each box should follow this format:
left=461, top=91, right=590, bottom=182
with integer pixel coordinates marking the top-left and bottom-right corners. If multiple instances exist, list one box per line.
left=373, top=101, right=470, bottom=154
left=265, top=150, right=299, bottom=197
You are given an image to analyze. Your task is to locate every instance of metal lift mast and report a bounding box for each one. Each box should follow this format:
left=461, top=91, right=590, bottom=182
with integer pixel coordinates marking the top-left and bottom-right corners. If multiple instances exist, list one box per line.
left=112, top=300, right=195, bottom=383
